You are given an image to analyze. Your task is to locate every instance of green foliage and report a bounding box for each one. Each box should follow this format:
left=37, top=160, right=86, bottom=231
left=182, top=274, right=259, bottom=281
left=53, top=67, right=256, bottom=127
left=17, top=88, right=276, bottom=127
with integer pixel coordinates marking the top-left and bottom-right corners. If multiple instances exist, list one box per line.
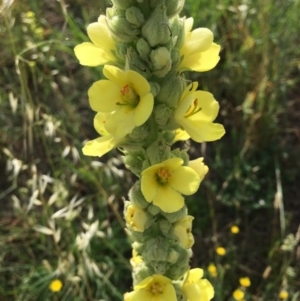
left=0, top=0, right=299, bottom=300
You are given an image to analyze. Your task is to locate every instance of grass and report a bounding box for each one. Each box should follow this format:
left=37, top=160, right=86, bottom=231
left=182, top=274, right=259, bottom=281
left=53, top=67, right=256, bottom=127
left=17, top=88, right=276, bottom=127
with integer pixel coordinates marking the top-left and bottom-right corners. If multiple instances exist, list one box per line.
left=0, top=0, right=300, bottom=300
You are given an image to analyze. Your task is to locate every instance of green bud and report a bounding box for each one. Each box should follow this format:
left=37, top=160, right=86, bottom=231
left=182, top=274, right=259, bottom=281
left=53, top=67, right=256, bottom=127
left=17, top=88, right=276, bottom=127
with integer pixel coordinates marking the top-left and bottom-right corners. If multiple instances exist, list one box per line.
left=142, top=3, right=171, bottom=47
left=151, top=47, right=172, bottom=77
left=171, top=48, right=181, bottom=69
left=129, top=181, right=149, bottom=209
left=129, top=124, right=149, bottom=141
left=114, top=43, right=128, bottom=61
left=165, top=248, right=191, bottom=279
left=146, top=140, right=171, bottom=165
left=150, top=261, right=169, bottom=274
left=154, top=103, right=172, bottom=126
left=161, top=205, right=188, bottom=223
left=107, top=9, right=140, bottom=42
left=147, top=203, right=161, bottom=216
left=112, top=0, right=134, bottom=10
left=132, top=241, right=145, bottom=254
left=149, top=81, right=160, bottom=97
left=156, top=72, right=185, bottom=107
left=143, top=237, right=169, bottom=261
left=171, top=148, right=189, bottom=166
left=166, top=249, right=180, bottom=264
left=173, top=283, right=188, bottom=301
left=158, top=218, right=172, bottom=236
left=123, top=153, right=143, bottom=176
left=125, top=47, right=152, bottom=79
left=174, top=17, right=185, bottom=49
left=136, top=38, right=151, bottom=63
left=165, top=0, right=185, bottom=17
left=126, top=6, right=145, bottom=27
left=132, top=262, right=153, bottom=285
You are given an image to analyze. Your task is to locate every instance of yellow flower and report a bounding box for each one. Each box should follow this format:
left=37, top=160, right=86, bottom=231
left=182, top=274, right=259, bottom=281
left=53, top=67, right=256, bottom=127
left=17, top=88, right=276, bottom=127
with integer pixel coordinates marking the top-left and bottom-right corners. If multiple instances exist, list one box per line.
left=173, top=215, right=195, bottom=249
left=239, top=277, right=251, bottom=287
left=208, top=263, right=217, bottom=278
left=216, top=247, right=226, bottom=256
left=179, top=17, right=221, bottom=72
left=74, top=15, right=115, bottom=66
left=233, top=289, right=244, bottom=300
left=88, top=65, right=154, bottom=138
left=125, top=204, right=148, bottom=232
left=231, top=225, right=240, bottom=234
left=129, top=274, right=177, bottom=301
left=279, top=290, right=289, bottom=299
left=82, top=112, right=123, bottom=157
left=141, top=158, right=201, bottom=213
left=174, top=83, right=225, bottom=143
left=181, top=268, right=214, bottom=301
left=124, top=291, right=134, bottom=301
left=49, top=279, right=63, bottom=292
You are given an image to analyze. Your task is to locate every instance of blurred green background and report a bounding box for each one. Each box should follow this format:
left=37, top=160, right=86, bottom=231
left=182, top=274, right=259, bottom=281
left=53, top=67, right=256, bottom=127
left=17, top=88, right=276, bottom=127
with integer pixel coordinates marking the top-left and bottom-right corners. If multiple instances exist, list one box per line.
left=0, top=0, right=299, bottom=300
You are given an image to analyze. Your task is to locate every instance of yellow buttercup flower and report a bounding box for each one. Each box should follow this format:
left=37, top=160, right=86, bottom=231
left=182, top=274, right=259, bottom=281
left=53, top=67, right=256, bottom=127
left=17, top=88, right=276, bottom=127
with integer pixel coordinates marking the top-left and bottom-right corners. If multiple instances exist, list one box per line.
left=141, top=158, right=201, bottom=213
left=173, top=215, right=195, bottom=249
left=174, top=82, right=225, bottom=143
left=125, top=204, right=148, bottom=232
left=279, top=290, right=289, bottom=299
left=208, top=263, right=217, bottom=278
left=181, top=268, right=214, bottom=301
left=216, top=247, right=226, bottom=256
left=233, top=289, right=244, bottom=300
left=74, top=15, right=115, bottom=66
left=239, top=277, right=251, bottom=287
left=82, top=112, right=123, bottom=157
left=129, top=274, right=177, bottom=301
left=179, top=17, right=221, bottom=72
left=231, top=225, right=240, bottom=234
left=49, top=279, right=63, bottom=292
left=88, top=65, right=154, bottom=138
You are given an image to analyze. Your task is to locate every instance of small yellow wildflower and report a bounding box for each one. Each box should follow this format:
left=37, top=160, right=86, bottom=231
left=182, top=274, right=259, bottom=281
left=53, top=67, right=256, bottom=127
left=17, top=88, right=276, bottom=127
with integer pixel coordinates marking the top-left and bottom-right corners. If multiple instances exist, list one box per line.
left=216, top=247, right=226, bottom=256
left=128, top=274, right=177, bottom=301
left=180, top=17, right=221, bottom=72
left=208, top=263, right=217, bottom=278
left=181, top=268, right=214, bottom=301
left=141, top=158, right=201, bottom=213
left=88, top=65, right=154, bottom=138
left=174, top=82, right=225, bottom=143
left=49, top=279, right=63, bottom=292
left=279, top=290, right=289, bottom=299
left=239, top=277, right=251, bottom=287
left=233, top=289, right=244, bottom=300
left=74, top=15, right=115, bottom=66
left=231, top=225, right=240, bottom=234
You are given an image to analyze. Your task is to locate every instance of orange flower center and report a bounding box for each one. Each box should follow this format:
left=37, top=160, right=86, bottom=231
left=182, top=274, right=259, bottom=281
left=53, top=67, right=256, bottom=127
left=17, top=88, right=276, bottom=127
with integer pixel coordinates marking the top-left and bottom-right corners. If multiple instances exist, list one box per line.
left=150, top=282, right=163, bottom=295
left=156, top=167, right=171, bottom=185
left=118, top=84, right=139, bottom=106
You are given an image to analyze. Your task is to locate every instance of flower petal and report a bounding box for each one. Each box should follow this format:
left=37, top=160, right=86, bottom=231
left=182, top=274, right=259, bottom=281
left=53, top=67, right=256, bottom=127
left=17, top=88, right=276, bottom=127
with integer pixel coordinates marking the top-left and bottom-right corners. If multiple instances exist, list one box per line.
left=141, top=173, right=158, bottom=203
left=82, top=136, right=116, bottom=157
left=74, top=43, right=110, bottom=66
left=127, top=70, right=151, bottom=96
left=161, top=283, right=177, bottom=301
left=87, top=21, right=114, bottom=51
left=88, top=80, right=121, bottom=112
left=103, top=65, right=128, bottom=87
left=170, top=166, right=200, bottom=195
left=130, top=290, right=152, bottom=301
left=153, top=186, right=184, bottom=213
left=163, top=157, right=184, bottom=172
left=94, top=112, right=110, bottom=135
left=134, top=93, right=154, bottom=126
left=189, top=158, right=209, bottom=181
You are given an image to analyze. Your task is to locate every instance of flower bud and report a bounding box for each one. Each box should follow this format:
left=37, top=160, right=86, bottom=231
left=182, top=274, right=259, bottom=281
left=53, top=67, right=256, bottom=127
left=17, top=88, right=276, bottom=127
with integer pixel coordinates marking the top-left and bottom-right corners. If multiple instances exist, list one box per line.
left=147, top=203, right=161, bottom=216
left=151, top=47, right=172, bottom=77
left=158, top=218, right=172, bottom=236
left=173, top=215, right=195, bottom=249
left=146, top=140, right=171, bottom=165
left=126, top=6, right=145, bottom=27
left=128, top=124, right=149, bottom=141
left=189, top=157, right=209, bottom=181
left=132, top=262, right=153, bottom=285
left=149, top=81, right=160, bottom=97
left=136, top=38, right=152, bottom=64
left=165, top=248, right=191, bottom=279
left=142, top=3, right=171, bottom=47
left=165, top=0, right=185, bottom=17
left=156, top=72, right=185, bottom=107
left=154, top=104, right=172, bottom=126
left=123, top=150, right=144, bottom=177
left=125, top=203, right=149, bottom=232
left=150, top=261, right=169, bottom=274
left=161, top=205, right=187, bottom=223
left=174, top=17, right=185, bottom=49
left=166, top=249, right=180, bottom=264
left=107, top=9, right=140, bottom=42
left=129, top=181, right=149, bottom=209
left=111, top=0, right=134, bottom=10
left=143, top=237, right=169, bottom=262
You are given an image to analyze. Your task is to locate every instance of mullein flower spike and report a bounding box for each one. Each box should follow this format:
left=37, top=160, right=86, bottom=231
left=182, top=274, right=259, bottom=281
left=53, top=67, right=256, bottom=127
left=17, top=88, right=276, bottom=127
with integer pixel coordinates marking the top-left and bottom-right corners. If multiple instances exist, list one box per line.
left=75, top=0, right=225, bottom=300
